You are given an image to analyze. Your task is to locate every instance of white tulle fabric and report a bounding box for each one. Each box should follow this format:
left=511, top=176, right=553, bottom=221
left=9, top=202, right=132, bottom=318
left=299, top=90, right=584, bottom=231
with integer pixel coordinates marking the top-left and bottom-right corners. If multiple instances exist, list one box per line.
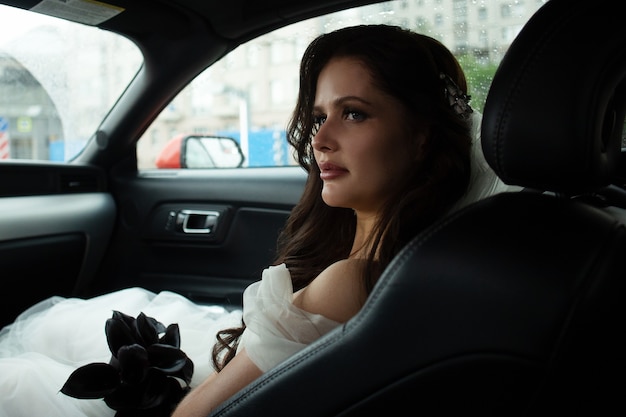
left=448, top=111, right=519, bottom=214
left=0, top=288, right=243, bottom=417
left=237, top=263, right=340, bottom=372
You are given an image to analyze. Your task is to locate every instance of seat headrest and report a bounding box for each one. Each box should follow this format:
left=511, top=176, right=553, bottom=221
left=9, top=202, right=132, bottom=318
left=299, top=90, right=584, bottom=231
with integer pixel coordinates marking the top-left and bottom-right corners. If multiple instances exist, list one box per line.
left=481, top=0, right=626, bottom=195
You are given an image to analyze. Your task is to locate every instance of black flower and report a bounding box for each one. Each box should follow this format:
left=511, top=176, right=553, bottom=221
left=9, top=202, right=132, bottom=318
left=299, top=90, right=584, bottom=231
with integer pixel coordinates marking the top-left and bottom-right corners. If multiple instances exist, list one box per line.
left=61, top=311, right=194, bottom=417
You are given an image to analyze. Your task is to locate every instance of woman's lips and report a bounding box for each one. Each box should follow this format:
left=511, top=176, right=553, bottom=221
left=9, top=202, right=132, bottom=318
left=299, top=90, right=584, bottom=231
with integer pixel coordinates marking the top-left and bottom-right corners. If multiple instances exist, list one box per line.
left=318, top=162, right=348, bottom=180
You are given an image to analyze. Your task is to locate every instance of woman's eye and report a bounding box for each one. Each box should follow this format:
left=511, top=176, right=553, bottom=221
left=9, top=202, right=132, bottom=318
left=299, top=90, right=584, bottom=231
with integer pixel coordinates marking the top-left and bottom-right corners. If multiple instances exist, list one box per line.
left=312, top=115, right=326, bottom=134
left=344, top=109, right=366, bottom=121
left=314, top=115, right=327, bottom=125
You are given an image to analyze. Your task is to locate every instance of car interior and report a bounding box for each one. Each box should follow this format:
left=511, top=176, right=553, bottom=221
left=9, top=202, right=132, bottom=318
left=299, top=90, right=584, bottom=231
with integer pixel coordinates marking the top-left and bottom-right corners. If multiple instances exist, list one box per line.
left=1, top=0, right=625, bottom=416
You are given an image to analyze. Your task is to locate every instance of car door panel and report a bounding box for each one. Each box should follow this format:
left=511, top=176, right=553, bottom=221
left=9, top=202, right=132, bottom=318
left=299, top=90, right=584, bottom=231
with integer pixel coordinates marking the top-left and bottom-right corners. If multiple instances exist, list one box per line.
left=92, top=166, right=306, bottom=309
left=1, top=233, right=86, bottom=329
left=0, top=163, right=116, bottom=328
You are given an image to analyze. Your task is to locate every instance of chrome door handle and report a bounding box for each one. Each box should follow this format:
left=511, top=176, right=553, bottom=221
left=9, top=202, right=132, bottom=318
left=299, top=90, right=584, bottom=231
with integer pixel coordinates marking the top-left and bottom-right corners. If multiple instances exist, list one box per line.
left=177, top=209, right=220, bottom=234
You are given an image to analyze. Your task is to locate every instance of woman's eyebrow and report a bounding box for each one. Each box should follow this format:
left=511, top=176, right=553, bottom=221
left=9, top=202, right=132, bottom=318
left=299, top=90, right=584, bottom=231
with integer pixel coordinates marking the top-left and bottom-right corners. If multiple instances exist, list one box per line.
left=313, top=95, right=373, bottom=111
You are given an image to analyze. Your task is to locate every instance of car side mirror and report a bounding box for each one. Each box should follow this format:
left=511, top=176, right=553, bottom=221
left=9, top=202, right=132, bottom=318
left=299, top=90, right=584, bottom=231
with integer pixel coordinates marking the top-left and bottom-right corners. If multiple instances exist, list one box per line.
left=156, top=134, right=245, bottom=168
left=183, top=135, right=245, bottom=168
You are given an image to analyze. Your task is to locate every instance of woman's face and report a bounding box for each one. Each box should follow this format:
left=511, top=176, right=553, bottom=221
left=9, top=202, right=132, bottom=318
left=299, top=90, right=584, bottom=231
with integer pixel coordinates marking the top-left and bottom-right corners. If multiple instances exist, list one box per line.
left=312, top=56, right=418, bottom=216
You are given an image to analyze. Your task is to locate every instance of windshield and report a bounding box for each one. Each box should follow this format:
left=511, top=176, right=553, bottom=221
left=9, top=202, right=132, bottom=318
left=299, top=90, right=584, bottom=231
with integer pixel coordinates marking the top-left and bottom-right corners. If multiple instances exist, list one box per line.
left=0, top=5, right=142, bottom=161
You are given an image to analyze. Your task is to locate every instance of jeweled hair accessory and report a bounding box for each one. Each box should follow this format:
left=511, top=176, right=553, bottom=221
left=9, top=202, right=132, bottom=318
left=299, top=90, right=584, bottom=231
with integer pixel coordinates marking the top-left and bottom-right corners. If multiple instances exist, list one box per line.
left=440, top=73, right=473, bottom=119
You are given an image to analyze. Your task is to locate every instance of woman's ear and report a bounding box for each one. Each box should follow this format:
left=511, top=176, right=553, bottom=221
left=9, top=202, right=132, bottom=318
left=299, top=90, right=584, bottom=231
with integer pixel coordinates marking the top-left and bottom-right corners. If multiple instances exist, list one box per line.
left=412, top=131, right=428, bottom=162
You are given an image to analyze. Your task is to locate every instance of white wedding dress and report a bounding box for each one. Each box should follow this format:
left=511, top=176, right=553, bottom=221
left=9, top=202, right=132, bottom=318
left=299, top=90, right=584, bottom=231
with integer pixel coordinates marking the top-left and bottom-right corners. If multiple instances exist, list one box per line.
left=0, top=287, right=242, bottom=417
left=0, top=264, right=343, bottom=417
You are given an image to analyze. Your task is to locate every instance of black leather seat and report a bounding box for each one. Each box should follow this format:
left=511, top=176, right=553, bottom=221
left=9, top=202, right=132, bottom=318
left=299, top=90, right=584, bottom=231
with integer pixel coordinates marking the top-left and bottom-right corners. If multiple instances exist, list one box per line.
left=210, top=0, right=626, bottom=415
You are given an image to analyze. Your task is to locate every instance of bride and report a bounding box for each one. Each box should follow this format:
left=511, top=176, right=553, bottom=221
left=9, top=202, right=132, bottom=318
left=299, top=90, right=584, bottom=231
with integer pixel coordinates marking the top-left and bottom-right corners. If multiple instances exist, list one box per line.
left=0, top=24, right=510, bottom=417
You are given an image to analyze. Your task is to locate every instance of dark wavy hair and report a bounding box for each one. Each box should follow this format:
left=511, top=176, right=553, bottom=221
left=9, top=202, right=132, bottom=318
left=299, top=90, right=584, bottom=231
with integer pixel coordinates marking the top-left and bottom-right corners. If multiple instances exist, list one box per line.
left=212, top=24, right=473, bottom=371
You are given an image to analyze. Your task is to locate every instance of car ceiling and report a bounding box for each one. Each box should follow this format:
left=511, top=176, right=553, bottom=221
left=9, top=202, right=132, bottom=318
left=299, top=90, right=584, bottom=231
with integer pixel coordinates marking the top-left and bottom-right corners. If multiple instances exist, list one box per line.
left=2, top=0, right=385, bottom=42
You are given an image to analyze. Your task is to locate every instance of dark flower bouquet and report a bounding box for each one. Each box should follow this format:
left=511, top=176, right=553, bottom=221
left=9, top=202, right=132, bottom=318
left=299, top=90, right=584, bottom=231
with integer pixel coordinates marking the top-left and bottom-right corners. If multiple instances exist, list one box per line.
left=61, top=310, right=194, bottom=417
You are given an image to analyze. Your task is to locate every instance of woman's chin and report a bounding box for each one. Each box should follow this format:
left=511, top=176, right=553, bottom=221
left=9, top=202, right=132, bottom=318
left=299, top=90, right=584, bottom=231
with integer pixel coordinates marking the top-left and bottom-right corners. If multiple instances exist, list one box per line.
left=321, top=191, right=346, bottom=208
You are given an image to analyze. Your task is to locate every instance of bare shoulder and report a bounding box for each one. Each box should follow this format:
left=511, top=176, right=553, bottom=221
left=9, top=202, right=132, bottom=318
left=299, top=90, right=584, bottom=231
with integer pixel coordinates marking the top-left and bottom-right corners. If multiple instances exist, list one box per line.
left=292, top=258, right=368, bottom=323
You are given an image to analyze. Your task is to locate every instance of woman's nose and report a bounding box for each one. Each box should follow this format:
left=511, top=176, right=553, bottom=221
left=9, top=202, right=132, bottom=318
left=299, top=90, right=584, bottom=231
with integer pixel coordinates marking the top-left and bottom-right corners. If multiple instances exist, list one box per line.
left=311, top=119, right=334, bottom=152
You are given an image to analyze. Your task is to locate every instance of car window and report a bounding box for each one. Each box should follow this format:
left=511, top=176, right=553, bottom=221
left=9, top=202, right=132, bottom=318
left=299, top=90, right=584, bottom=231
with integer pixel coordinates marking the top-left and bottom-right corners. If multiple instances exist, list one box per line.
left=139, top=0, right=546, bottom=169
left=0, top=4, right=141, bottom=162
left=0, top=1, right=546, bottom=168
